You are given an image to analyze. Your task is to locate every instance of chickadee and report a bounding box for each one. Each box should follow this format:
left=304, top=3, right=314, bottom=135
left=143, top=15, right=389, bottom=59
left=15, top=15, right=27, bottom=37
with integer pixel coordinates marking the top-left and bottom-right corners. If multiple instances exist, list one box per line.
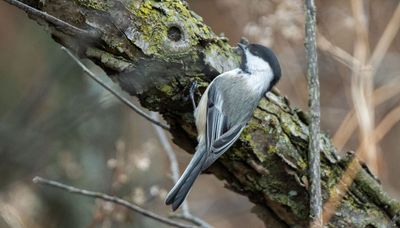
left=165, top=43, right=281, bottom=210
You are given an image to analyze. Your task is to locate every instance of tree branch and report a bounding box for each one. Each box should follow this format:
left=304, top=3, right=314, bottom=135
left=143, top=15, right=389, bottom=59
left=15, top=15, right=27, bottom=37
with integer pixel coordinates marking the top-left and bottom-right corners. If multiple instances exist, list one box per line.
left=3, top=0, right=96, bottom=38
left=5, top=0, right=400, bottom=226
left=150, top=112, right=212, bottom=228
left=61, top=47, right=169, bottom=130
left=304, top=0, right=322, bottom=226
left=32, top=177, right=194, bottom=228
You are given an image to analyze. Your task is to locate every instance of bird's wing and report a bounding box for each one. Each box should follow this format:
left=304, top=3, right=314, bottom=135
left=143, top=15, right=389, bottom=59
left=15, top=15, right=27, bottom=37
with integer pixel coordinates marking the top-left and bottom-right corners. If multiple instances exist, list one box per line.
left=205, top=82, right=226, bottom=149
left=202, top=124, right=245, bottom=171
left=202, top=79, right=246, bottom=171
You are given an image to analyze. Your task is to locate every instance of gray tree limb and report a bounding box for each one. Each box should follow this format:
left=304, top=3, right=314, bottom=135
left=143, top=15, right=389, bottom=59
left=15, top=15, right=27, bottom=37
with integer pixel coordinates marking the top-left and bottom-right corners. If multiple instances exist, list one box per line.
left=32, top=177, right=194, bottom=228
left=6, top=0, right=400, bottom=227
left=304, top=0, right=322, bottom=226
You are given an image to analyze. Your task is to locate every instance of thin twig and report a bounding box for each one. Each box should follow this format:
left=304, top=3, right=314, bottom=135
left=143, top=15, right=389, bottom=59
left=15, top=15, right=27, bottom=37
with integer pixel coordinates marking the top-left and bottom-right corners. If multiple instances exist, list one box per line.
left=61, top=47, right=169, bottom=130
left=368, top=2, right=400, bottom=69
left=150, top=112, right=213, bottom=228
left=324, top=0, right=398, bottom=223
left=305, top=0, right=322, bottom=227
left=351, top=0, right=370, bottom=63
left=372, top=105, right=400, bottom=145
left=355, top=105, right=400, bottom=153
left=332, top=110, right=357, bottom=151
left=32, top=177, right=194, bottom=228
left=350, top=0, right=377, bottom=174
left=373, top=81, right=400, bottom=106
left=322, top=3, right=400, bottom=166
left=150, top=113, right=189, bottom=212
left=328, top=3, right=400, bottom=153
left=317, top=33, right=360, bottom=70
left=333, top=81, right=400, bottom=151
left=170, top=214, right=213, bottom=228
left=3, top=0, right=97, bottom=38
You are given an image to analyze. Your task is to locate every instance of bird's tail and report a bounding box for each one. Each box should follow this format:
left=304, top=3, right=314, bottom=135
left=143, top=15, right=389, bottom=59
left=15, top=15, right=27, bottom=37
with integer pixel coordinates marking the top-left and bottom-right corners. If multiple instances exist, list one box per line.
left=165, top=144, right=206, bottom=211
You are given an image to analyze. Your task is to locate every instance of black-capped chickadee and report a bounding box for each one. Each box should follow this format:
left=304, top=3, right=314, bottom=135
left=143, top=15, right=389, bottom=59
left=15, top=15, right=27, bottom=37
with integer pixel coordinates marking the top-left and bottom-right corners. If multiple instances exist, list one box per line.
left=166, top=43, right=281, bottom=210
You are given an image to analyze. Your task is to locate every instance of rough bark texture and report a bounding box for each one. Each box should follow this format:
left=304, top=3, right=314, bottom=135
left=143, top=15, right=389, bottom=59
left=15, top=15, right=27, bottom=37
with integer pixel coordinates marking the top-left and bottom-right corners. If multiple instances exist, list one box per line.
left=10, top=0, right=400, bottom=227
left=304, top=0, right=322, bottom=226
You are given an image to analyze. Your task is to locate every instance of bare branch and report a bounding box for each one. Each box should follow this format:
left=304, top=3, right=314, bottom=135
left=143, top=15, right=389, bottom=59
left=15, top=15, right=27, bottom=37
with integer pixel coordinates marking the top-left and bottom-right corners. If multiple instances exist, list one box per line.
left=304, top=0, right=322, bottom=226
left=32, top=177, right=194, bottom=228
left=150, top=112, right=212, bottom=228
left=317, top=33, right=360, bottom=69
left=351, top=0, right=370, bottom=63
left=170, top=214, right=213, bottom=228
left=350, top=0, right=377, bottom=174
left=333, top=81, right=400, bottom=151
left=150, top=113, right=188, bottom=210
left=150, top=113, right=181, bottom=185
left=61, top=47, right=170, bottom=130
left=368, top=2, right=400, bottom=69
left=329, top=1, right=400, bottom=153
left=373, top=105, right=400, bottom=145
left=3, top=0, right=96, bottom=38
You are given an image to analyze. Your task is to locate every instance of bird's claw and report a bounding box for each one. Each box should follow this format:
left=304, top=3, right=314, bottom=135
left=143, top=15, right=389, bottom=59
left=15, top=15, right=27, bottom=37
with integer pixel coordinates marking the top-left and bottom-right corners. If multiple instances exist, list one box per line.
left=189, top=81, right=198, bottom=110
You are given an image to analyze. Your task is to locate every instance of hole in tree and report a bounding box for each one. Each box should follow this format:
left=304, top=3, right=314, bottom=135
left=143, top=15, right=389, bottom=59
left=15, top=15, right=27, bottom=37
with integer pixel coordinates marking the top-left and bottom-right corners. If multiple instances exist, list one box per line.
left=167, top=26, right=182, bottom=42
left=364, top=225, right=376, bottom=228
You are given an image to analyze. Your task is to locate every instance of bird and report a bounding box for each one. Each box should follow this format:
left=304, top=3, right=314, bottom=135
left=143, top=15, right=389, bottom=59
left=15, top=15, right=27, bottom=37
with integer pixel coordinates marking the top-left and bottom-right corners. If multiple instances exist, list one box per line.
left=165, top=43, right=281, bottom=210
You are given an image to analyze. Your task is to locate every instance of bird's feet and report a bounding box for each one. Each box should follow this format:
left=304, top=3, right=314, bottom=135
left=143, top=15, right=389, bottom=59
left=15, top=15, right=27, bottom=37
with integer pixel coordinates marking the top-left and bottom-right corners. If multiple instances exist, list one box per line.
left=189, top=81, right=198, bottom=110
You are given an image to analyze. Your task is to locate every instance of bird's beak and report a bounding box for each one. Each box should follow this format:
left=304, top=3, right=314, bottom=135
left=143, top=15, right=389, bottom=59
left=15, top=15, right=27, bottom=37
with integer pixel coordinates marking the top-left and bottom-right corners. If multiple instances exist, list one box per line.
left=237, top=43, right=246, bottom=51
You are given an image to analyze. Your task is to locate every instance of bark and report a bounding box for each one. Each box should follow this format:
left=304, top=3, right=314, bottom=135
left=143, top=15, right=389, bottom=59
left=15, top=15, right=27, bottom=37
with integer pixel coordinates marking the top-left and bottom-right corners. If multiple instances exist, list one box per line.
left=8, top=0, right=400, bottom=227
left=304, top=0, right=322, bottom=226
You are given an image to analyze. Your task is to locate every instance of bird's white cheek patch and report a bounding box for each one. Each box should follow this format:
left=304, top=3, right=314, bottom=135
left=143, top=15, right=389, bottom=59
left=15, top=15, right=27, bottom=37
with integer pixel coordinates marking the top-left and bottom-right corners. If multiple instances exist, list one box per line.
left=245, top=70, right=273, bottom=94
left=245, top=50, right=272, bottom=72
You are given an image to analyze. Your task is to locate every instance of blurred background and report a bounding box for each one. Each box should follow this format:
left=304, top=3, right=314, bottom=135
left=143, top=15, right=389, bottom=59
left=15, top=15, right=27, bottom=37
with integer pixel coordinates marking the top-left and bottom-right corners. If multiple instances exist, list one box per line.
left=0, top=0, right=400, bottom=227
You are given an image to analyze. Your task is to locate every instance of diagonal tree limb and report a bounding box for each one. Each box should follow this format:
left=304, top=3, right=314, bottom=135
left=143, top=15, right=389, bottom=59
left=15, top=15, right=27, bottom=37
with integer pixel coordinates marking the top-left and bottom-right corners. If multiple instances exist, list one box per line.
left=368, top=2, right=400, bottom=70
left=32, top=177, right=194, bottom=228
left=3, top=0, right=97, bottom=38
left=5, top=0, right=400, bottom=226
left=61, top=46, right=169, bottom=130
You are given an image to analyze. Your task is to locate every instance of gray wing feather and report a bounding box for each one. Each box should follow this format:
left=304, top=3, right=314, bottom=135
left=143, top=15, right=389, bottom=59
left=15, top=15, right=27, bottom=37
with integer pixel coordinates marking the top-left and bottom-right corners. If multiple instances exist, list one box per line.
left=203, top=80, right=245, bottom=171
left=205, top=86, right=226, bottom=149
left=202, top=124, right=245, bottom=171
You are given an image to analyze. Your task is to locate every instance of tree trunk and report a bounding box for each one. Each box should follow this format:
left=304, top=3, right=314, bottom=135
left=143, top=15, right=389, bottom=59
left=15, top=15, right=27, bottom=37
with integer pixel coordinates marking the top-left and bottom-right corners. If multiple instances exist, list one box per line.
left=9, top=0, right=400, bottom=226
